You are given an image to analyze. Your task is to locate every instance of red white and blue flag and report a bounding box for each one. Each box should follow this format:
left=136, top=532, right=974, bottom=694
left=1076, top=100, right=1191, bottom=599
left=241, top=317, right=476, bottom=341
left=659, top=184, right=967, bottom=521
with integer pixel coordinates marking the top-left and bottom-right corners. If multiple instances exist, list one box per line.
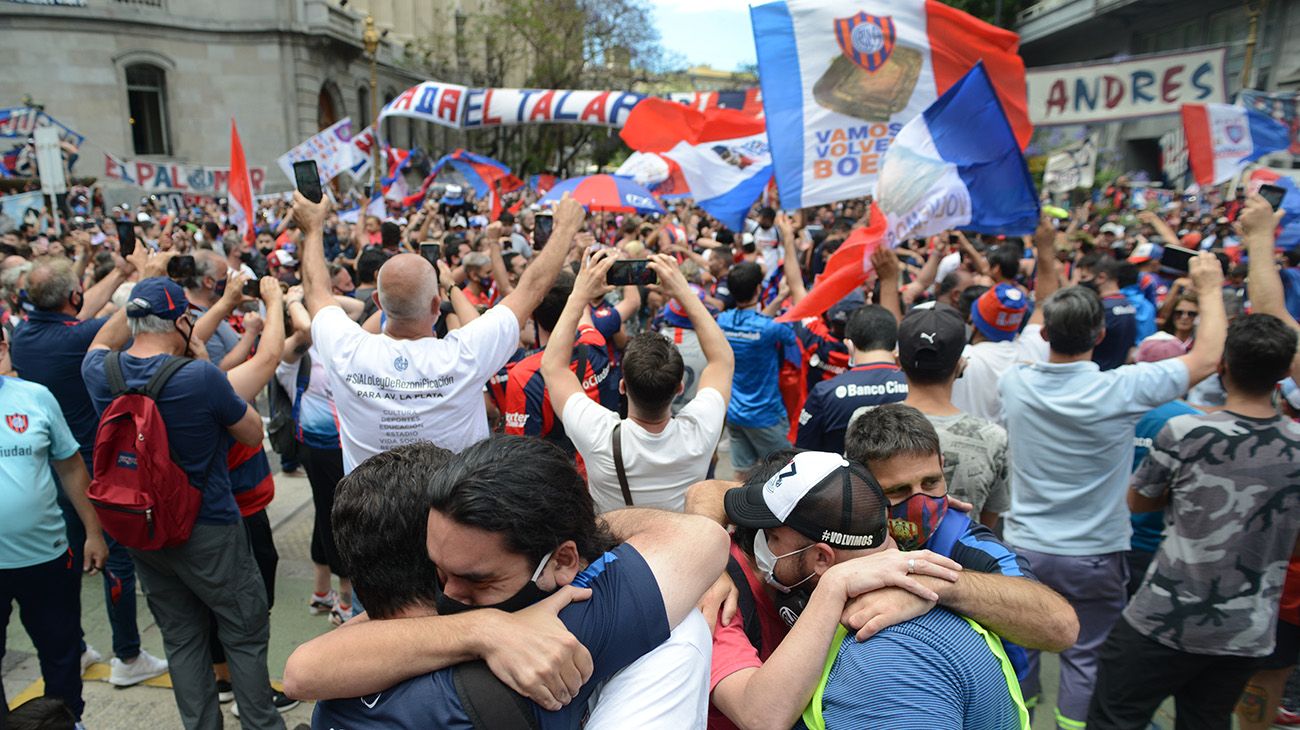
left=423, top=149, right=523, bottom=218
left=528, top=174, right=558, bottom=196
left=778, top=63, right=1038, bottom=322
left=619, top=97, right=772, bottom=231
left=876, top=63, right=1038, bottom=246
left=380, top=146, right=411, bottom=201
left=1182, top=103, right=1290, bottom=187
left=751, top=0, right=1030, bottom=209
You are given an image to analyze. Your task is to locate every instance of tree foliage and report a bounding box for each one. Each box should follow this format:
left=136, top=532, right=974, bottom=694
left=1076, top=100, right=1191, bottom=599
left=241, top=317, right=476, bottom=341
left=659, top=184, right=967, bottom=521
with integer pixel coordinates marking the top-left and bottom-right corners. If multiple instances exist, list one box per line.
left=454, top=0, right=665, bottom=173
left=941, top=0, right=1027, bottom=29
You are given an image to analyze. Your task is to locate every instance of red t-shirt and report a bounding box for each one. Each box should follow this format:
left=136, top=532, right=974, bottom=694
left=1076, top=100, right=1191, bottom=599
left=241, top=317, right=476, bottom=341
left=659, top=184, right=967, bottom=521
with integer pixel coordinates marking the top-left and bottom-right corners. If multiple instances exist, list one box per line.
left=708, top=541, right=788, bottom=730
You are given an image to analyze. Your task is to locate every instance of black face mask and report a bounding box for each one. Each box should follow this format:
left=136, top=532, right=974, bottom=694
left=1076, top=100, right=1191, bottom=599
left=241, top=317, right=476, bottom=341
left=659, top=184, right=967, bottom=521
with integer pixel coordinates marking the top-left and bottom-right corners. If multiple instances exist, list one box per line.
left=213, top=278, right=227, bottom=297
left=774, top=585, right=813, bottom=628
left=1079, top=278, right=1100, bottom=293
left=174, top=318, right=195, bottom=358
left=434, top=550, right=555, bottom=616
left=240, top=250, right=255, bottom=264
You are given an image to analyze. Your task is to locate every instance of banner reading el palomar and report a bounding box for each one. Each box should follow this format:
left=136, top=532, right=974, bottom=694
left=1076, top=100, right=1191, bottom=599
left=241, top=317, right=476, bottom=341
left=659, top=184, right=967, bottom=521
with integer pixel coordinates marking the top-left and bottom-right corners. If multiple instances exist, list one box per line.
left=1026, top=48, right=1228, bottom=126
left=104, top=153, right=266, bottom=195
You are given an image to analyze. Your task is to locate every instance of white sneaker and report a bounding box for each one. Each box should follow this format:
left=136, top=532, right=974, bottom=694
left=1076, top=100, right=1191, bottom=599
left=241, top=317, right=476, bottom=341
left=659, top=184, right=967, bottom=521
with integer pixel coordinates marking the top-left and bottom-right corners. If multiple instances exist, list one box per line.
left=308, top=589, right=338, bottom=616
left=108, top=650, right=169, bottom=687
left=330, top=602, right=361, bottom=627
left=80, top=646, right=103, bottom=675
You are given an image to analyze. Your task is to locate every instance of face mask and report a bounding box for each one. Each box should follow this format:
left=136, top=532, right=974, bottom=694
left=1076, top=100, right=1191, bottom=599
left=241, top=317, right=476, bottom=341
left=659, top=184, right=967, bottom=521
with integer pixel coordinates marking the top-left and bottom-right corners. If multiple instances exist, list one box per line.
left=1079, top=278, right=1100, bottom=293
left=173, top=318, right=195, bottom=358
left=435, top=549, right=554, bottom=616
left=888, top=493, right=950, bottom=551
left=773, top=589, right=810, bottom=628
left=240, top=250, right=255, bottom=264
left=214, top=278, right=227, bottom=297
left=753, top=530, right=815, bottom=595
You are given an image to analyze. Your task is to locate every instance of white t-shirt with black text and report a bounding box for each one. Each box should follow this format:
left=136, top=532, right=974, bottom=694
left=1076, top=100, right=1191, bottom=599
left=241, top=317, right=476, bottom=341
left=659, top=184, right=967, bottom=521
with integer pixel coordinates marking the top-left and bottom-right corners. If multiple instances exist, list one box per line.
left=562, top=387, right=726, bottom=514
left=311, top=304, right=520, bottom=472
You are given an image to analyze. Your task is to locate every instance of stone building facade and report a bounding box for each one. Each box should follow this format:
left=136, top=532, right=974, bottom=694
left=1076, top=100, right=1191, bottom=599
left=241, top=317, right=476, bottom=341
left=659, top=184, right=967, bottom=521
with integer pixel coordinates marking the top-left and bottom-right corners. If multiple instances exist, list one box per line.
left=0, top=0, right=493, bottom=191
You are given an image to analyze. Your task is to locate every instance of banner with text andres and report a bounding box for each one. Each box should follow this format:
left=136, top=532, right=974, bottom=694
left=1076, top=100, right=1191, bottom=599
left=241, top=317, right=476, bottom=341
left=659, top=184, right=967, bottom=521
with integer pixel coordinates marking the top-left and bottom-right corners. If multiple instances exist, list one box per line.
left=1026, top=48, right=1227, bottom=126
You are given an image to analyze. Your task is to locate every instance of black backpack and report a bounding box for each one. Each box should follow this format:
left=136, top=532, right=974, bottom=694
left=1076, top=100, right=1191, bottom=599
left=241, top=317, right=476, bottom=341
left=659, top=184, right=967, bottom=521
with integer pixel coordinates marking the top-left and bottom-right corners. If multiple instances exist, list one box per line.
left=266, top=352, right=311, bottom=461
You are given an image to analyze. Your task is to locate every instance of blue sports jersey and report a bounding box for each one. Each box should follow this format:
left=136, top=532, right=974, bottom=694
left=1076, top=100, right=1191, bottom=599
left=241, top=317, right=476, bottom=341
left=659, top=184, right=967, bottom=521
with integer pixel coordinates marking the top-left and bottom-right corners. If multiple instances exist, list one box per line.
left=589, top=303, right=622, bottom=345
left=11, top=311, right=108, bottom=464
left=796, top=608, right=1022, bottom=729
left=0, top=376, right=81, bottom=569
left=717, top=308, right=799, bottom=429
left=1282, top=268, right=1300, bottom=323
left=1092, top=294, right=1137, bottom=371
left=312, top=543, right=670, bottom=729
left=1129, top=399, right=1202, bottom=554
left=1121, top=285, right=1157, bottom=343
left=794, top=363, right=908, bottom=453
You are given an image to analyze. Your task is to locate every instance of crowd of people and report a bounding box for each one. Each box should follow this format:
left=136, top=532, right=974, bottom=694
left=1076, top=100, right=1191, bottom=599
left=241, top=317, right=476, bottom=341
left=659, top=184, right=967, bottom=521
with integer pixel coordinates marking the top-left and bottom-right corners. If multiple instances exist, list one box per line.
left=0, top=168, right=1298, bottom=730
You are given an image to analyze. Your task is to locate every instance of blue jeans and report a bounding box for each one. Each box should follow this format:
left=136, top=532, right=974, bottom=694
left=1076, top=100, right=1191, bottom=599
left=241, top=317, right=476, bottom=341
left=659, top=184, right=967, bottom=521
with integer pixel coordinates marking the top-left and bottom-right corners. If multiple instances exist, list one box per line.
left=728, top=420, right=792, bottom=473
left=58, top=482, right=141, bottom=661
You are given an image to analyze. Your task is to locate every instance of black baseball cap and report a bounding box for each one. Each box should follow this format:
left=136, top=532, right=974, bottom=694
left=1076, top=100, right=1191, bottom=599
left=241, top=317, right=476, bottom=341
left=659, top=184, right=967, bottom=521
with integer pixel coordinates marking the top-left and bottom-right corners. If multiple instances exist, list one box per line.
left=725, top=451, right=888, bottom=550
left=897, top=303, right=966, bottom=378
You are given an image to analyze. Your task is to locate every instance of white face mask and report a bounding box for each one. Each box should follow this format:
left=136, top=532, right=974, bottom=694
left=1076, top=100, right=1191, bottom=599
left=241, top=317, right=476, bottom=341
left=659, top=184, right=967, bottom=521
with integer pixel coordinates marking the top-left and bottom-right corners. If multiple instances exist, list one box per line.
left=753, top=530, right=815, bottom=594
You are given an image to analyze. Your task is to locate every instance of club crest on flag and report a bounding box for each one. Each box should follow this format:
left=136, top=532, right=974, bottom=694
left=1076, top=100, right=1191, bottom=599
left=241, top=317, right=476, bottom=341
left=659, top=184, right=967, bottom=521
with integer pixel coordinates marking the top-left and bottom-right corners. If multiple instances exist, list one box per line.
left=6, top=413, right=28, bottom=433
left=835, top=12, right=896, bottom=73
left=1225, top=123, right=1245, bottom=144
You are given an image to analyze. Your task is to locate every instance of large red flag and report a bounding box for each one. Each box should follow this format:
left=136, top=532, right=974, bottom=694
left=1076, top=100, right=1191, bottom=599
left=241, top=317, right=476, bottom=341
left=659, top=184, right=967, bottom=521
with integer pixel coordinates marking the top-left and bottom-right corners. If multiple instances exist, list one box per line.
left=776, top=203, right=887, bottom=323
left=228, top=119, right=256, bottom=245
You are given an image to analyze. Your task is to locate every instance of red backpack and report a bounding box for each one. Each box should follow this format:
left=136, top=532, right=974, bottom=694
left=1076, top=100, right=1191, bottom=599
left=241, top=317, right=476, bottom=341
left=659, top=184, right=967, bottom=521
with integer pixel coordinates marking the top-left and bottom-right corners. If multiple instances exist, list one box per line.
left=88, top=353, right=205, bottom=550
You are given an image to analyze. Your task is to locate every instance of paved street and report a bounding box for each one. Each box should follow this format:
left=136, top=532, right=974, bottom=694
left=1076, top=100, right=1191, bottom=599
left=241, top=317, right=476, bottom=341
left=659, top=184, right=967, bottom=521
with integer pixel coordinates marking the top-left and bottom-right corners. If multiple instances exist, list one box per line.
left=3, top=469, right=322, bottom=729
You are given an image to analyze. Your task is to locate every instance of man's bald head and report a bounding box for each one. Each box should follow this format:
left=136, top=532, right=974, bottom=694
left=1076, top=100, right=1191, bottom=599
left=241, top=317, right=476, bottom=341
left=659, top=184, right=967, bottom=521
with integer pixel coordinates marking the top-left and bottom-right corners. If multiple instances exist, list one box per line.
left=377, top=253, right=439, bottom=321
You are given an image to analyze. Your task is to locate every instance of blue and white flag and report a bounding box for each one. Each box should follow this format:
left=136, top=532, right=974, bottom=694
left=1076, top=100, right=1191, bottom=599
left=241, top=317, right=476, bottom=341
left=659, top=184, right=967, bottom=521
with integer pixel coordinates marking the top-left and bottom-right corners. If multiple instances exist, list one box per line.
left=875, top=62, right=1039, bottom=246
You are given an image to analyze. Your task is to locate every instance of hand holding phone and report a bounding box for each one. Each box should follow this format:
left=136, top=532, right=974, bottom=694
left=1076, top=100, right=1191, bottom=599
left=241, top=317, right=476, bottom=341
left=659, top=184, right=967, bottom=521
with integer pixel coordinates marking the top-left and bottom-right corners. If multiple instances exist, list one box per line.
left=1159, top=244, right=1198, bottom=274
left=606, top=259, right=657, bottom=287
left=115, top=219, right=137, bottom=257
left=1259, top=184, right=1287, bottom=212
left=419, top=243, right=441, bottom=266
left=534, top=211, right=554, bottom=250
left=242, top=278, right=262, bottom=298
left=293, top=160, right=323, bottom=204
